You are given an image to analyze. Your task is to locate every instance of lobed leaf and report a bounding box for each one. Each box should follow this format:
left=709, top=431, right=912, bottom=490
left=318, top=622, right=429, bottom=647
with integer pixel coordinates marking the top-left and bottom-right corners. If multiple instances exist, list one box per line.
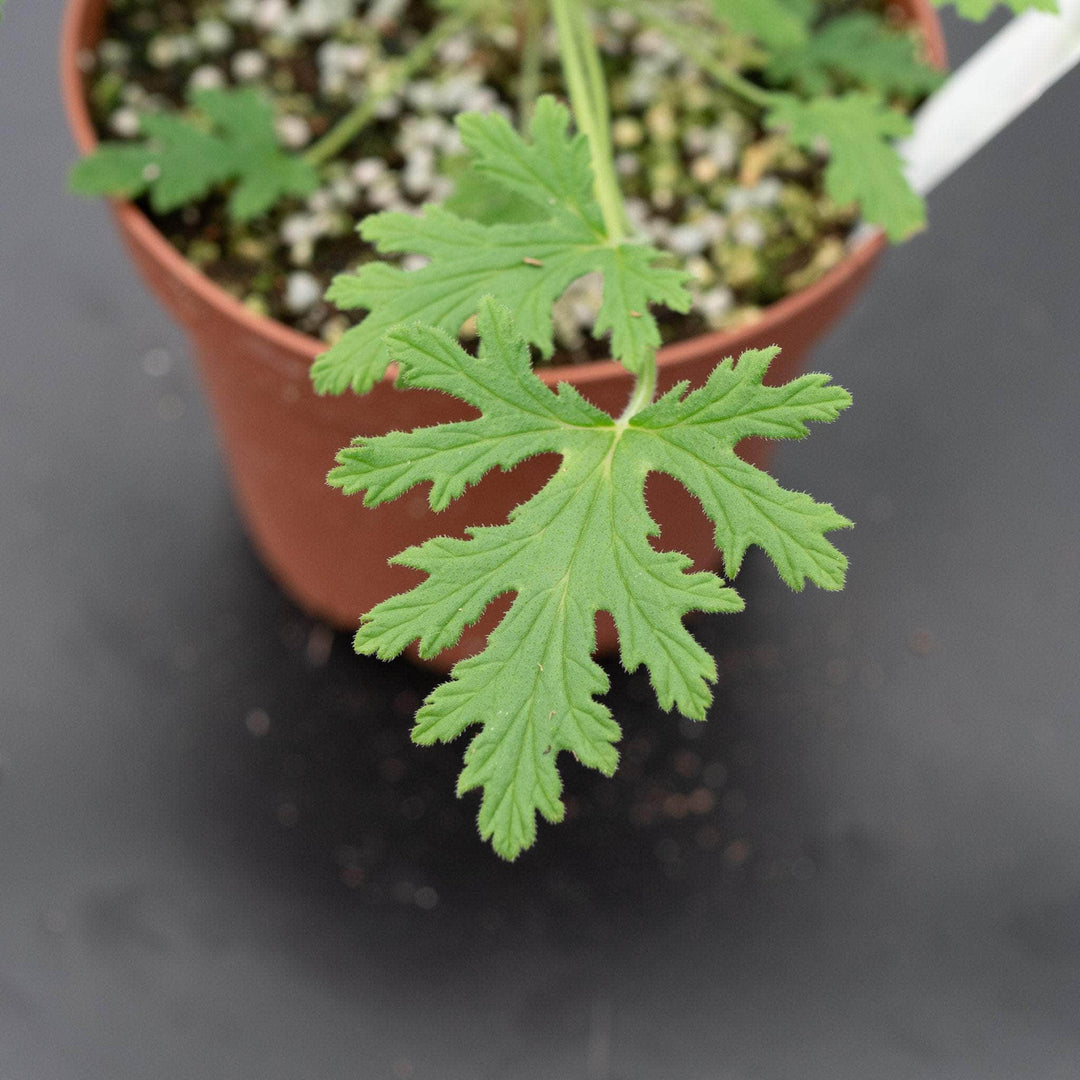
left=330, top=299, right=851, bottom=858
left=311, top=96, right=691, bottom=395
left=69, top=87, right=319, bottom=221
left=68, top=143, right=158, bottom=201
left=708, top=0, right=813, bottom=50
left=765, top=92, right=925, bottom=241
left=765, top=13, right=945, bottom=98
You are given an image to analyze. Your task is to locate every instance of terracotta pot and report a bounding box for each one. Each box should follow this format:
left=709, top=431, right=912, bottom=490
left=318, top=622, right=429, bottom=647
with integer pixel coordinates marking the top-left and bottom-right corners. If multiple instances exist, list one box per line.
left=61, top=0, right=945, bottom=666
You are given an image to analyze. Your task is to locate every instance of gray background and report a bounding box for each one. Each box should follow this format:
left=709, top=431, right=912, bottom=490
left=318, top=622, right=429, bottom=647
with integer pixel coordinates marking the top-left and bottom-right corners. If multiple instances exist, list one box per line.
left=2, top=3, right=1079, bottom=1078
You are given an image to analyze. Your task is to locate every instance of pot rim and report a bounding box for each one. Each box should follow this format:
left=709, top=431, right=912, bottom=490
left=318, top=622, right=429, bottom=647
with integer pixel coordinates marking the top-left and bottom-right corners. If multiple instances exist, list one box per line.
left=59, top=0, right=946, bottom=390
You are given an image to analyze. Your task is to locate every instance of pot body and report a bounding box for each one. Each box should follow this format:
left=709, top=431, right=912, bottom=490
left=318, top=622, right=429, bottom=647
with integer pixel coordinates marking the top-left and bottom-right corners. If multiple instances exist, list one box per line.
left=61, top=0, right=944, bottom=664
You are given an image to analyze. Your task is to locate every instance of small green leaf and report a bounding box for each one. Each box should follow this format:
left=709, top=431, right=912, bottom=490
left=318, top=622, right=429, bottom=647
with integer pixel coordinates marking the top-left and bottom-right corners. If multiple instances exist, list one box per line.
left=708, top=0, right=813, bottom=50
left=766, top=92, right=925, bottom=242
left=935, top=0, right=1057, bottom=20
left=766, top=13, right=945, bottom=98
left=137, top=112, right=235, bottom=212
left=229, top=151, right=321, bottom=221
left=193, top=87, right=320, bottom=219
left=69, top=87, right=319, bottom=222
left=69, top=143, right=158, bottom=201
left=312, top=96, right=691, bottom=396
left=330, top=299, right=851, bottom=858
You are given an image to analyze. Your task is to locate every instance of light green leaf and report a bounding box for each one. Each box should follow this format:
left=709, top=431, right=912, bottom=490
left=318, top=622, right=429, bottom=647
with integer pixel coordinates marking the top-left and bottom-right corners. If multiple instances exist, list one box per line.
left=137, top=112, right=235, bottom=212
left=69, top=143, right=159, bottom=201
left=766, top=13, right=945, bottom=97
left=312, top=96, right=691, bottom=395
left=708, top=0, right=813, bottom=50
left=69, top=87, right=318, bottom=222
left=230, top=151, right=321, bottom=221
left=193, top=88, right=320, bottom=219
left=329, top=299, right=851, bottom=858
left=766, top=92, right=925, bottom=241
left=935, top=0, right=1057, bottom=20
left=456, top=102, right=598, bottom=214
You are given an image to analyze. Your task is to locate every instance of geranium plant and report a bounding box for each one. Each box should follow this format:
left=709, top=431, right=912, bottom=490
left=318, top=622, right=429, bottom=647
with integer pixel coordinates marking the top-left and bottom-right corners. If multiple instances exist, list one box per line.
left=68, top=0, right=1068, bottom=858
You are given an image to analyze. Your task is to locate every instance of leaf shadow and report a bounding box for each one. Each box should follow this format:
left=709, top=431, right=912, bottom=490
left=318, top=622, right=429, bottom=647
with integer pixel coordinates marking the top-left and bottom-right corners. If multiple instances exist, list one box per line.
left=179, top=533, right=817, bottom=967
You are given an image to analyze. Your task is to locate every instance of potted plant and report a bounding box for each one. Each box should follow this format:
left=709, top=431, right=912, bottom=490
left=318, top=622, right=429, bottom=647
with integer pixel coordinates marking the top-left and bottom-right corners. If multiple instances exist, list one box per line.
left=60, top=0, right=1067, bottom=858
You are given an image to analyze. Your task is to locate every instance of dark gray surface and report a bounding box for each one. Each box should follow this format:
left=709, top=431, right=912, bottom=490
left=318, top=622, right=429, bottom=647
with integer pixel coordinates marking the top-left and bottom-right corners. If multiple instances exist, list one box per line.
left=2, top=4, right=1079, bottom=1078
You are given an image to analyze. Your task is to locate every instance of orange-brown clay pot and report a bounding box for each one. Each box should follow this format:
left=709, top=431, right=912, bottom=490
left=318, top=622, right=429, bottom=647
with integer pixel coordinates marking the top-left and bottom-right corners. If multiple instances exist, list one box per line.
left=61, top=0, right=944, bottom=667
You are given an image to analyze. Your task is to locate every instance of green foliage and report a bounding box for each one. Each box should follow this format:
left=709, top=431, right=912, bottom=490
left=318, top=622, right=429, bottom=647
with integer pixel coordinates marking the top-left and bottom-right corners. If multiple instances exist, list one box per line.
left=618, top=1, right=932, bottom=241
left=714, top=0, right=1058, bottom=39
left=73, top=0, right=982, bottom=856
left=708, top=0, right=813, bottom=50
left=765, top=13, right=945, bottom=97
left=314, top=7, right=891, bottom=857
left=69, top=88, right=319, bottom=221
left=329, top=299, right=851, bottom=858
left=765, top=92, right=926, bottom=241
left=934, top=0, right=1057, bottom=19
left=441, top=168, right=546, bottom=226
left=311, top=97, right=691, bottom=395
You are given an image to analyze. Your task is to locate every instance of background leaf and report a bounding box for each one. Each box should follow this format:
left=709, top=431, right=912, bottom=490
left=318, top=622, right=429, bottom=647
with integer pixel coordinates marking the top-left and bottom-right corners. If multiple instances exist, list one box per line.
left=766, top=92, right=925, bottom=241
left=708, top=0, right=813, bottom=49
left=69, top=87, right=318, bottom=221
left=766, top=13, right=945, bottom=97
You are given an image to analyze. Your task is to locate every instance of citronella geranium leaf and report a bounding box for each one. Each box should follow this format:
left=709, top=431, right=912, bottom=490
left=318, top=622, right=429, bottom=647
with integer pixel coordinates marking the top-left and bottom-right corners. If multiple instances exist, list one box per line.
left=136, top=112, right=235, bottom=212
left=936, top=0, right=1057, bottom=19
left=70, top=111, right=230, bottom=212
left=328, top=299, right=851, bottom=858
left=311, top=96, right=691, bottom=396
left=766, top=92, right=925, bottom=241
left=455, top=102, right=599, bottom=214
left=708, top=0, right=812, bottom=50
left=441, top=168, right=547, bottom=226
left=191, top=88, right=320, bottom=219
left=68, top=143, right=159, bottom=201
left=230, top=151, right=322, bottom=221
left=766, top=13, right=945, bottom=98
left=69, top=87, right=318, bottom=222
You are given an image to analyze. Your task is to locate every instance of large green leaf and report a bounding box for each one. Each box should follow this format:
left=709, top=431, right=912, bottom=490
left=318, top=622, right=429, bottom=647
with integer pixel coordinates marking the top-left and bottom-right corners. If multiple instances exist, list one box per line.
left=330, top=299, right=851, bottom=858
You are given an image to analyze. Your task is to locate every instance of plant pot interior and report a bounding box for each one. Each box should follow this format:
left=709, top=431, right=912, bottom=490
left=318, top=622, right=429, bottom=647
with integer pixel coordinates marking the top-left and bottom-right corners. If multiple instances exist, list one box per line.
left=70, top=0, right=943, bottom=359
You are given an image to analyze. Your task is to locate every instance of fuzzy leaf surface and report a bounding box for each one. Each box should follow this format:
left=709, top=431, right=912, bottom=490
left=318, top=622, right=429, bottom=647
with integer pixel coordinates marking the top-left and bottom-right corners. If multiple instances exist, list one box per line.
left=766, top=13, right=945, bottom=97
left=766, top=92, right=925, bottom=241
left=69, top=88, right=318, bottom=220
left=329, top=299, right=851, bottom=859
left=311, top=96, right=691, bottom=396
